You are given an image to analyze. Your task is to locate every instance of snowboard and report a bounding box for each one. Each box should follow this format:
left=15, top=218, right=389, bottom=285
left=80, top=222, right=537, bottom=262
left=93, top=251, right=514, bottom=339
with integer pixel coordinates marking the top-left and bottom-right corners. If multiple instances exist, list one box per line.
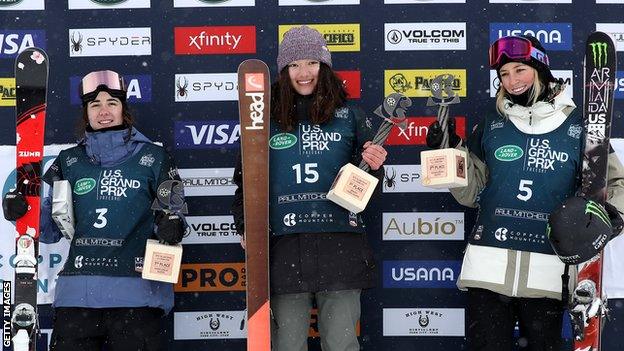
left=237, top=59, right=271, bottom=351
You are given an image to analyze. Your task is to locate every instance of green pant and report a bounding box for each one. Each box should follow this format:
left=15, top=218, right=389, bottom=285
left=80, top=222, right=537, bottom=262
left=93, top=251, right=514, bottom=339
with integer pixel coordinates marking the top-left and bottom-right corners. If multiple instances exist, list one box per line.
left=271, top=289, right=361, bottom=351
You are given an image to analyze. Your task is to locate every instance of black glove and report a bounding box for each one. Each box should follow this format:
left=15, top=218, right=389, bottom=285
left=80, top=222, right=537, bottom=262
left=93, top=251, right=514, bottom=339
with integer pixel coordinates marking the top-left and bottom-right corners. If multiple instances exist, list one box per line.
left=426, top=118, right=461, bottom=149
left=155, top=211, right=187, bottom=245
left=604, top=202, right=624, bottom=238
left=3, top=189, right=28, bottom=221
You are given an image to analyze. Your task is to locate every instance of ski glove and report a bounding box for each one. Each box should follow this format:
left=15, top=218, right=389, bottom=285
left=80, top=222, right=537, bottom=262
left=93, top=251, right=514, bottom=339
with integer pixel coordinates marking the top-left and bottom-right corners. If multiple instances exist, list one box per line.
left=426, top=117, right=461, bottom=149
left=2, top=189, right=28, bottom=221
left=604, top=202, right=624, bottom=238
left=155, top=211, right=187, bottom=245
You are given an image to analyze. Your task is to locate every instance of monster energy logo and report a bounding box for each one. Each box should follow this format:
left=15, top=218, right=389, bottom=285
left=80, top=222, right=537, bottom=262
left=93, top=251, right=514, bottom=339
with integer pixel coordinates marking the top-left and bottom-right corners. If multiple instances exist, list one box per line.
left=586, top=200, right=611, bottom=227
left=590, top=42, right=608, bottom=67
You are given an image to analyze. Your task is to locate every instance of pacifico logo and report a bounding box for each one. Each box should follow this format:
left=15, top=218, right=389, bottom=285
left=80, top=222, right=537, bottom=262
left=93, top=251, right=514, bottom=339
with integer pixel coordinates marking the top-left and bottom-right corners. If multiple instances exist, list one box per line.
left=0, top=78, right=16, bottom=107
left=384, top=69, right=467, bottom=98
left=278, top=24, right=360, bottom=52
left=174, top=26, right=256, bottom=55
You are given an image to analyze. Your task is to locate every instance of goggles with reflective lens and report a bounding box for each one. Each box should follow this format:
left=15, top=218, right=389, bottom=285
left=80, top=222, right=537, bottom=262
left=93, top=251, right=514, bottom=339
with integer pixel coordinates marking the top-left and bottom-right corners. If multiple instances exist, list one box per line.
left=489, top=36, right=550, bottom=69
left=80, top=70, right=126, bottom=98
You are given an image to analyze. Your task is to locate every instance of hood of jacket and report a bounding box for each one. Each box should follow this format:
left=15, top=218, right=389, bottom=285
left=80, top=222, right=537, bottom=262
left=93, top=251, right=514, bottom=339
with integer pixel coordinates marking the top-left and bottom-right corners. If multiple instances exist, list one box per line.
left=80, top=127, right=152, bottom=167
left=502, top=85, right=576, bottom=135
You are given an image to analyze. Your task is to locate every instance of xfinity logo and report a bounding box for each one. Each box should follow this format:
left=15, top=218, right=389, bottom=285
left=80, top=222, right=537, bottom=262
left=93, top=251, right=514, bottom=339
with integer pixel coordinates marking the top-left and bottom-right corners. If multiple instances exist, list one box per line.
left=174, top=26, right=256, bottom=55
left=0, top=30, right=46, bottom=58
left=490, top=23, right=572, bottom=51
left=383, top=260, right=461, bottom=288
left=70, top=75, right=151, bottom=104
left=384, top=117, right=466, bottom=146
left=175, top=121, right=240, bottom=149
left=385, top=23, right=466, bottom=51
left=68, top=27, right=151, bottom=57
left=174, top=73, right=238, bottom=102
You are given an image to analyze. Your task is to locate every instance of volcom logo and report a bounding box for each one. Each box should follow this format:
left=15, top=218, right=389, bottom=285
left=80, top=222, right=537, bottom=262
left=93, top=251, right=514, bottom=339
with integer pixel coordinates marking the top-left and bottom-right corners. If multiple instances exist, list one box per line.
left=590, top=42, right=609, bottom=67
left=495, top=227, right=508, bottom=241
left=283, top=213, right=296, bottom=227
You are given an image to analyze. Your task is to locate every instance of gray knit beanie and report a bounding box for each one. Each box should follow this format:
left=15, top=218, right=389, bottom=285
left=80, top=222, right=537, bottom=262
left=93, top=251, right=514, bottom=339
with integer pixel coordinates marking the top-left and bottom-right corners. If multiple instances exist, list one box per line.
left=277, top=25, right=332, bottom=72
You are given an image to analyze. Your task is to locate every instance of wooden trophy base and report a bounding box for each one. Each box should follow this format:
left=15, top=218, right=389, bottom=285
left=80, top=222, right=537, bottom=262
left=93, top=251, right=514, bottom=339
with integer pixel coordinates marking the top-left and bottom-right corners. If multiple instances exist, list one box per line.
left=327, top=163, right=379, bottom=214
left=142, top=239, right=183, bottom=283
left=420, top=148, right=468, bottom=188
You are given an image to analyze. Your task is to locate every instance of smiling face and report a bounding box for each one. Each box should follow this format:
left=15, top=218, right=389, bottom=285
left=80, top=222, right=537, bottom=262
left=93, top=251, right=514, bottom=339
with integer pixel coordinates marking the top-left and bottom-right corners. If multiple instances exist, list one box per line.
left=287, top=59, right=320, bottom=95
left=86, top=91, right=124, bottom=130
left=499, top=62, right=536, bottom=96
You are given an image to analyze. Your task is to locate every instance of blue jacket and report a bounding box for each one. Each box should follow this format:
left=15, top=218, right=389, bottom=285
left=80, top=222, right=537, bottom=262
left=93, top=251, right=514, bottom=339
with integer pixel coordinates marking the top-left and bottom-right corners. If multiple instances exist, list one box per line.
left=40, top=127, right=174, bottom=313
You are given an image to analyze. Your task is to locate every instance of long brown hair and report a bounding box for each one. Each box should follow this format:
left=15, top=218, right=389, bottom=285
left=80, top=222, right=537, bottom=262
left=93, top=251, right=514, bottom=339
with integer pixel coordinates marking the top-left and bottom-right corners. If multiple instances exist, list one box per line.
left=271, top=63, right=347, bottom=131
left=76, top=100, right=135, bottom=140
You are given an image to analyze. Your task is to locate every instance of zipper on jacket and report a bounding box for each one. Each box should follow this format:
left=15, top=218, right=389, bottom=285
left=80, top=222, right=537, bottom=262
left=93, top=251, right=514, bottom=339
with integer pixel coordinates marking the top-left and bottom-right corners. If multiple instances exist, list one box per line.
left=512, top=251, right=521, bottom=297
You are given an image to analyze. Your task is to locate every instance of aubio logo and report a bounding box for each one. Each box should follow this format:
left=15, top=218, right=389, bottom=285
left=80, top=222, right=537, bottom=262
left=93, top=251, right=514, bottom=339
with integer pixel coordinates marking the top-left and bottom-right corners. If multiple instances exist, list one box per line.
left=494, top=145, right=523, bottom=161
left=269, top=133, right=297, bottom=150
left=74, top=178, right=96, bottom=195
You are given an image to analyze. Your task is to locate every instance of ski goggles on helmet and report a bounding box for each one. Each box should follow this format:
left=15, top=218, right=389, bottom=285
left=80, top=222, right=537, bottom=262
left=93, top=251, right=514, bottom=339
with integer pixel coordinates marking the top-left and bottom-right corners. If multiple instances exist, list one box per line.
left=489, top=36, right=550, bottom=69
left=80, top=70, right=126, bottom=99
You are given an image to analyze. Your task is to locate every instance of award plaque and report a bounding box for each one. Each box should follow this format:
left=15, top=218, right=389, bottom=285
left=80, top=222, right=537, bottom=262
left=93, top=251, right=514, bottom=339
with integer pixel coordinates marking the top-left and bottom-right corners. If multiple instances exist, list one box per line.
left=420, top=74, right=467, bottom=188
left=327, top=93, right=410, bottom=213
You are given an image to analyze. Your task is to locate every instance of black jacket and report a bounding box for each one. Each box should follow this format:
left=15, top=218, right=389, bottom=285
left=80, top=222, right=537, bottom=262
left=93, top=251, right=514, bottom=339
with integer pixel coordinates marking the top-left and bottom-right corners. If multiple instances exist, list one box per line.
left=231, top=97, right=382, bottom=295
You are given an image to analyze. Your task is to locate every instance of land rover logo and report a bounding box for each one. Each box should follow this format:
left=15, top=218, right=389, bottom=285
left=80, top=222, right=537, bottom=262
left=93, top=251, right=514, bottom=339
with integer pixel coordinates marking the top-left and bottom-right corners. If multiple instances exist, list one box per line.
left=0, top=0, right=23, bottom=6
left=90, top=0, right=128, bottom=4
left=494, top=145, right=523, bottom=161
left=74, top=178, right=96, bottom=195
left=269, top=133, right=297, bottom=150
left=198, top=0, right=230, bottom=3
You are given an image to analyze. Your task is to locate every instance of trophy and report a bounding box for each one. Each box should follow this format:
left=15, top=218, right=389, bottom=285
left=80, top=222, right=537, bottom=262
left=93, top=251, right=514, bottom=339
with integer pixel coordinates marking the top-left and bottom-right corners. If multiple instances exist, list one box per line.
left=420, top=74, right=467, bottom=188
left=327, top=93, right=410, bottom=213
left=142, top=179, right=187, bottom=284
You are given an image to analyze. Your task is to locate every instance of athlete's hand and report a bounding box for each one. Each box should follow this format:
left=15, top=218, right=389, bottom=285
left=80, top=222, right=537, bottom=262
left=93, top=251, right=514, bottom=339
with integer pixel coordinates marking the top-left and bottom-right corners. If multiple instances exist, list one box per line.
left=154, top=211, right=187, bottom=244
left=2, top=189, right=28, bottom=221
left=362, top=142, right=387, bottom=171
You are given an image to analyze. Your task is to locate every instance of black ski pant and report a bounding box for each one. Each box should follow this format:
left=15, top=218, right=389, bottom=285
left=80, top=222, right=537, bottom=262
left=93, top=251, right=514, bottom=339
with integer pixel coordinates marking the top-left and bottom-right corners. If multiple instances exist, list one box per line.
left=467, top=288, right=564, bottom=351
left=49, top=307, right=164, bottom=351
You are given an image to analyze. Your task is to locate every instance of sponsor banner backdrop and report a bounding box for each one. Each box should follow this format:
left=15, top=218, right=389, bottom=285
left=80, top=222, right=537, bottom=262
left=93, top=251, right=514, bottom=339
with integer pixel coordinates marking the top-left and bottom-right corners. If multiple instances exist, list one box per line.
left=384, top=69, right=467, bottom=98
left=175, top=262, right=246, bottom=292
left=383, top=260, right=462, bottom=288
left=382, top=164, right=449, bottom=193
left=0, top=77, right=15, bottom=106
left=595, top=23, right=624, bottom=52
left=0, top=29, right=46, bottom=58
left=489, top=22, right=573, bottom=51
left=383, top=308, right=465, bottom=336
left=173, top=310, right=247, bottom=340
left=173, top=0, right=255, bottom=7
left=174, top=26, right=256, bottom=55
left=68, top=0, right=151, bottom=9
left=278, top=24, right=361, bottom=52
left=384, top=22, right=466, bottom=51
left=382, top=212, right=465, bottom=241
left=178, top=168, right=236, bottom=196
left=174, top=73, right=238, bottom=102
left=183, top=215, right=241, bottom=244
left=0, top=0, right=44, bottom=10
left=68, top=27, right=151, bottom=57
